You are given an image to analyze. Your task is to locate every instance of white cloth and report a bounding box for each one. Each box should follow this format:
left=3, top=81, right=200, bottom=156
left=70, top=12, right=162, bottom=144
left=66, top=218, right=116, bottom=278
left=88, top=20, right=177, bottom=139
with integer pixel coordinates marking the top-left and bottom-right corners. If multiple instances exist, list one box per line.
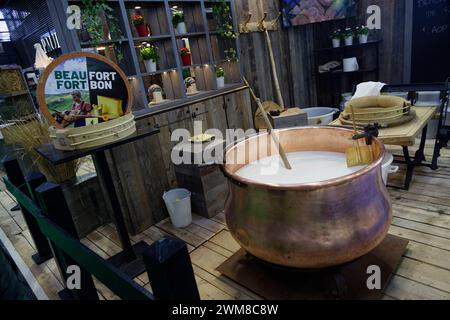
left=34, top=43, right=53, bottom=69
left=352, top=81, right=386, bottom=100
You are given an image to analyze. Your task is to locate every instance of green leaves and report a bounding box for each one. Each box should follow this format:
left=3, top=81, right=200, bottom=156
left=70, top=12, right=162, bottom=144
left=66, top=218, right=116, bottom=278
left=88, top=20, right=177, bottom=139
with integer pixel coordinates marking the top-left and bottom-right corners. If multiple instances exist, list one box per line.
left=215, top=67, right=225, bottom=78
left=172, top=12, right=184, bottom=27
left=140, top=45, right=159, bottom=61
left=224, top=48, right=237, bottom=60
left=355, top=25, right=369, bottom=36
left=80, top=0, right=124, bottom=62
left=212, top=0, right=236, bottom=40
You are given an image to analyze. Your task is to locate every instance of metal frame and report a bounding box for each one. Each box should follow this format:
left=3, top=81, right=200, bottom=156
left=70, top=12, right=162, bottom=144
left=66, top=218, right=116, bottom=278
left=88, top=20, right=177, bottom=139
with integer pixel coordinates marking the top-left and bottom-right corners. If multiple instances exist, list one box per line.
left=381, top=82, right=450, bottom=190
left=3, top=156, right=200, bottom=300
left=4, top=175, right=151, bottom=300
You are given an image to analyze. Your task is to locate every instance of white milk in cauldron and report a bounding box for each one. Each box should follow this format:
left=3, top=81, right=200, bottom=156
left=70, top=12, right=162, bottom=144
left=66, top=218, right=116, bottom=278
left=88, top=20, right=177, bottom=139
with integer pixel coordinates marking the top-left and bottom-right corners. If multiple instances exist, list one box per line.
left=235, top=151, right=367, bottom=185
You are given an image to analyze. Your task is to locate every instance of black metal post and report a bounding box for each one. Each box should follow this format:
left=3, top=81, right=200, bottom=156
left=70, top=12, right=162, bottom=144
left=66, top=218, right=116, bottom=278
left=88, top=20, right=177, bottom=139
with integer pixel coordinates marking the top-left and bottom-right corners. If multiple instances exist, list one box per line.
left=402, top=146, right=414, bottom=191
left=1, top=155, right=23, bottom=211
left=35, top=182, right=98, bottom=300
left=93, top=151, right=134, bottom=258
left=24, top=172, right=53, bottom=264
left=1, top=156, right=52, bottom=264
left=399, top=126, right=429, bottom=190
left=414, top=126, right=428, bottom=164
left=143, top=236, right=200, bottom=300
left=93, top=150, right=153, bottom=279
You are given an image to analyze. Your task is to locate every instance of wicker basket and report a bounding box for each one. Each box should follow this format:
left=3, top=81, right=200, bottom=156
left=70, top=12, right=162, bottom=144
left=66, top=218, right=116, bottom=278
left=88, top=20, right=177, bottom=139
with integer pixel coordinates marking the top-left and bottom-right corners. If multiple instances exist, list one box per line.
left=49, top=112, right=136, bottom=151
left=340, top=96, right=415, bottom=127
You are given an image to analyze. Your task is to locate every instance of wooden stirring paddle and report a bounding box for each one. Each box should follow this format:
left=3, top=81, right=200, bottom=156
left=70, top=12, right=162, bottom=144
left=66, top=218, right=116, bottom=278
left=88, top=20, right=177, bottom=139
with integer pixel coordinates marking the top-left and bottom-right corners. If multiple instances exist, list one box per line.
left=345, top=105, right=373, bottom=167
left=244, top=78, right=292, bottom=170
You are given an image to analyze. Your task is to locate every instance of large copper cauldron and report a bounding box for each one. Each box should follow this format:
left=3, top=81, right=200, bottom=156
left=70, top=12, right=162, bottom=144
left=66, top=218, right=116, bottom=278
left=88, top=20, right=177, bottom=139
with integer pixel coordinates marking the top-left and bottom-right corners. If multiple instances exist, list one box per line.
left=222, top=127, right=392, bottom=269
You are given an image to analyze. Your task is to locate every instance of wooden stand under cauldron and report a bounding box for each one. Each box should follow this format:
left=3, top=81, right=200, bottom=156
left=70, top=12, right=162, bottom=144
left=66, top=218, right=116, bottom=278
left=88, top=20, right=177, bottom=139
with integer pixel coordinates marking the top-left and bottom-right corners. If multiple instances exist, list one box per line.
left=217, top=234, right=408, bottom=300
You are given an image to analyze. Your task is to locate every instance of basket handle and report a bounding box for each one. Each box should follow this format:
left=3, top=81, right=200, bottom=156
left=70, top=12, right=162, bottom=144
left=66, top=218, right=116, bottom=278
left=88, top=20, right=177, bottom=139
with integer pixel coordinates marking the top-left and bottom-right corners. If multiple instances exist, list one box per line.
left=69, top=122, right=136, bottom=147
left=67, top=116, right=134, bottom=138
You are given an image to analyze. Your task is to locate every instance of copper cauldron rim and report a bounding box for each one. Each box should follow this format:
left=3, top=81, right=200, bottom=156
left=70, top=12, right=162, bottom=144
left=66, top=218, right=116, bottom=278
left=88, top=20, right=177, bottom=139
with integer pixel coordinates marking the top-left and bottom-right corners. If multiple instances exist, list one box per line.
left=222, top=126, right=385, bottom=191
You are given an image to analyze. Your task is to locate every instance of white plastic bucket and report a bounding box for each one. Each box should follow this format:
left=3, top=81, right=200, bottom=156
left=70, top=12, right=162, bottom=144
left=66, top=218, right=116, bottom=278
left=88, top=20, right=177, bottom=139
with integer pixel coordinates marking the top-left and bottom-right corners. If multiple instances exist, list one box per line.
left=162, top=188, right=192, bottom=228
left=343, top=57, right=359, bottom=72
left=381, top=152, right=399, bottom=185
left=216, top=77, right=225, bottom=88
left=304, top=107, right=338, bottom=125
left=176, top=22, right=187, bottom=35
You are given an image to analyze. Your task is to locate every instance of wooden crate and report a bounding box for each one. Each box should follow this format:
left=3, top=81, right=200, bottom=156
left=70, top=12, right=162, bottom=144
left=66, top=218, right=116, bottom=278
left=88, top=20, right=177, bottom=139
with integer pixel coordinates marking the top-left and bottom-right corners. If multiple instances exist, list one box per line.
left=175, top=163, right=227, bottom=219
left=0, top=66, right=36, bottom=120
left=60, top=173, right=110, bottom=237
left=269, top=107, right=308, bottom=129
left=0, top=66, right=27, bottom=94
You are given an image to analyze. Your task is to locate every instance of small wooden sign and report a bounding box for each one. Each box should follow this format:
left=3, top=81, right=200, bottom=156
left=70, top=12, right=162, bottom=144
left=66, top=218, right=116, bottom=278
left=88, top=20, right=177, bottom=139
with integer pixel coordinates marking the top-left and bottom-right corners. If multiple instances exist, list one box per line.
left=37, top=52, right=132, bottom=129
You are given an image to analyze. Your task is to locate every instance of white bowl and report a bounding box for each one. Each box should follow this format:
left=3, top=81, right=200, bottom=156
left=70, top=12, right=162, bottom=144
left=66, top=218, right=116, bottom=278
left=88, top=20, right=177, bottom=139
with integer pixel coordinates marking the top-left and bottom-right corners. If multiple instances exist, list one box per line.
left=381, top=152, right=399, bottom=185
left=304, top=107, right=338, bottom=125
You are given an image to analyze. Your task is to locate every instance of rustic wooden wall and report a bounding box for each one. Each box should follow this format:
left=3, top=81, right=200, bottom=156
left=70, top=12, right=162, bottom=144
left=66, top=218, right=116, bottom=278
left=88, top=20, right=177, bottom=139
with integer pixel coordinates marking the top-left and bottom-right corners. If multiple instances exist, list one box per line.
left=235, top=0, right=409, bottom=108
left=104, top=88, right=252, bottom=235
left=93, top=0, right=411, bottom=234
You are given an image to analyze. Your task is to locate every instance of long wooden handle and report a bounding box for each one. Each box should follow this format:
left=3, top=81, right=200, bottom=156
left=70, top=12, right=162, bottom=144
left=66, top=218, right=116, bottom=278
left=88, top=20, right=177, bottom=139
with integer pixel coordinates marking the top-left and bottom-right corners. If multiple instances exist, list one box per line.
left=350, top=105, right=361, bottom=162
left=244, top=78, right=292, bottom=170
left=264, top=29, right=284, bottom=109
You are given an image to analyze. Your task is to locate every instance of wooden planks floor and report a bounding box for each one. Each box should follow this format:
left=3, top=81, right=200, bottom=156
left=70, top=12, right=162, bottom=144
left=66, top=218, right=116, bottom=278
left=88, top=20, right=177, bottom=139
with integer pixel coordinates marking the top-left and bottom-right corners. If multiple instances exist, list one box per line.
left=0, top=141, right=449, bottom=300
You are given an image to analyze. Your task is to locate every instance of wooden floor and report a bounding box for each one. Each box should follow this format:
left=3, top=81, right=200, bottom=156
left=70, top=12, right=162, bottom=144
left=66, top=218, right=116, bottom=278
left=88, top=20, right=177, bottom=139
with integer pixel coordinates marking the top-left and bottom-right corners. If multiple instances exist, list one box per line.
left=1, top=142, right=450, bottom=300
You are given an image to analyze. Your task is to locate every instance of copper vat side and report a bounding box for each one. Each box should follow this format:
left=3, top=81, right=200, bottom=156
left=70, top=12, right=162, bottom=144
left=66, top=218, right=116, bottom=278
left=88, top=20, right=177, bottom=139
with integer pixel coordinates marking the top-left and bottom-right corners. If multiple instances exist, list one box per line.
left=222, top=127, right=392, bottom=269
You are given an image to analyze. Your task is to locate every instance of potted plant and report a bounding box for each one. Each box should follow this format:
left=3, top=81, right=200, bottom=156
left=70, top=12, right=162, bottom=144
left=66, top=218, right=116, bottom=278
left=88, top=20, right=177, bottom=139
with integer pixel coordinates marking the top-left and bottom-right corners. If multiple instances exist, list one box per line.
left=343, top=28, right=354, bottom=46
left=140, top=45, right=158, bottom=73
left=330, top=29, right=341, bottom=48
left=216, top=67, right=225, bottom=88
left=356, top=25, right=369, bottom=44
left=132, top=15, right=149, bottom=37
left=172, top=12, right=186, bottom=35
left=180, top=47, right=191, bottom=66
left=80, top=0, right=124, bottom=61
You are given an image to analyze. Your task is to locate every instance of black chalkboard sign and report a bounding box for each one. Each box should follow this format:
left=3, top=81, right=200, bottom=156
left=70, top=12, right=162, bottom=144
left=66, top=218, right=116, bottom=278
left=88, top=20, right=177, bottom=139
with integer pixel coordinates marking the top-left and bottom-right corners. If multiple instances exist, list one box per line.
left=411, top=0, right=450, bottom=83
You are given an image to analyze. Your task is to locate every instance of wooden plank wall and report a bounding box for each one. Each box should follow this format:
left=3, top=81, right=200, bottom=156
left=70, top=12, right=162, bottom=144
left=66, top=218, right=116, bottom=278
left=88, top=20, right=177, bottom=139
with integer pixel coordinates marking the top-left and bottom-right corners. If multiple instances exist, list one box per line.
left=87, top=0, right=410, bottom=235
left=235, top=0, right=408, bottom=109
left=104, top=88, right=252, bottom=235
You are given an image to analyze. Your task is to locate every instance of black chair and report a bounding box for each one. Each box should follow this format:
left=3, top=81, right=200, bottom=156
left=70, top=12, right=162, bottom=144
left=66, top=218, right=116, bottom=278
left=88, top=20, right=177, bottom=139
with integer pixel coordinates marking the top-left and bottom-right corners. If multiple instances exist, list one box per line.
left=432, top=78, right=450, bottom=169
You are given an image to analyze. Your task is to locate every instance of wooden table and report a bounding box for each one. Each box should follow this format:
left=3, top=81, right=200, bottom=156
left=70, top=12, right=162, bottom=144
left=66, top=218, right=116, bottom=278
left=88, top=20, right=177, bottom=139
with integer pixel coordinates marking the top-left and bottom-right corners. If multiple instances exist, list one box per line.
left=330, top=107, right=436, bottom=146
left=35, top=127, right=160, bottom=279
left=331, top=107, right=437, bottom=190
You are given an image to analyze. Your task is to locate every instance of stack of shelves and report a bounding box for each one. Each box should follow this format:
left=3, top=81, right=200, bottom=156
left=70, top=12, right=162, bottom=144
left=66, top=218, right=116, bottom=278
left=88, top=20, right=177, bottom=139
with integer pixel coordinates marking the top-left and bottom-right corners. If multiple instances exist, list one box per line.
left=313, top=40, right=380, bottom=106
left=0, top=66, right=36, bottom=121
left=68, top=0, right=242, bottom=113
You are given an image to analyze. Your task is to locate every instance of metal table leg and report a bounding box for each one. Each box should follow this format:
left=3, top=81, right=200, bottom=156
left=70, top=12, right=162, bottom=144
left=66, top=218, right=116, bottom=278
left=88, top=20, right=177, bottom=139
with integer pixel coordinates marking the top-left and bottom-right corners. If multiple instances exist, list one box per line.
left=402, top=146, right=414, bottom=191
left=93, top=150, right=151, bottom=279
left=390, top=126, right=429, bottom=191
left=431, top=126, right=450, bottom=170
left=414, top=125, right=427, bottom=164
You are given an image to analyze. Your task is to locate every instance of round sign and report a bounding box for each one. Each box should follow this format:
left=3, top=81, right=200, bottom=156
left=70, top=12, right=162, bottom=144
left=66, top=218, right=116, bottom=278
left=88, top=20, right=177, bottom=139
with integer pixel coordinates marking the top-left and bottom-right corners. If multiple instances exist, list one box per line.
left=37, top=52, right=132, bottom=129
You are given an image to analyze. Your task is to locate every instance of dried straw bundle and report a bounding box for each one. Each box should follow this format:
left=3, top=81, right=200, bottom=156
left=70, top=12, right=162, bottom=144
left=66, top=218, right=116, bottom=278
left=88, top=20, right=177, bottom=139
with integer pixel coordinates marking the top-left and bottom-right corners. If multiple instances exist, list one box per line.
left=1, top=114, right=80, bottom=183
left=0, top=69, right=26, bottom=94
